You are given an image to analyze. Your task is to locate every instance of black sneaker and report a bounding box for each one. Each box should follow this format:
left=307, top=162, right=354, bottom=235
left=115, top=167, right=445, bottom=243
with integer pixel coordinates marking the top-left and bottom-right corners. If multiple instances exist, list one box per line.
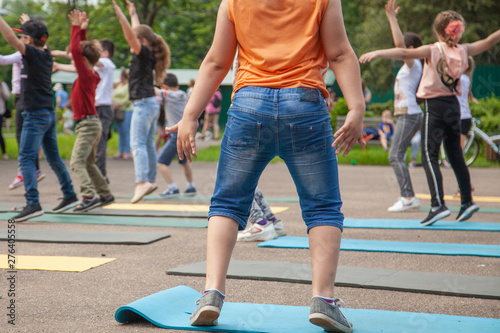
left=420, top=205, right=451, bottom=226
left=52, top=196, right=80, bottom=213
left=13, top=204, right=44, bottom=222
left=73, top=196, right=101, bottom=212
left=99, top=194, right=115, bottom=207
left=456, top=202, right=479, bottom=222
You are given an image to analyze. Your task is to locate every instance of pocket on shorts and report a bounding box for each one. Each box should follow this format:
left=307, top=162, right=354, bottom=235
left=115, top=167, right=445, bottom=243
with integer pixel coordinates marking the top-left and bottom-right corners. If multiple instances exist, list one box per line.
left=291, top=121, right=326, bottom=163
left=226, top=115, right=260, bottom=157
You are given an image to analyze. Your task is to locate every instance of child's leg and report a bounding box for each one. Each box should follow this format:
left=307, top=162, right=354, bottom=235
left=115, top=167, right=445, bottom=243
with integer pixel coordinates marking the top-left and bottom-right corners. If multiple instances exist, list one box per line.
left=211, top=113, right=220, bottom=140
left=85, top=121, right=111, bottom=198
left=201, top=112, right=210, bottom=138
left=309, top=225, right=342, bottom=297
left=443, top=115, right=472, bottom=205
left=204, top=216, right=239, bottom=293
left=378, top=130, right=388, bottom=151
left=70, top=121, right=100, bottom=199
left=254, top=187, right=275, bottom=221
left=181, top=161, right=194, bottom=183
left=421, top=100, right=446, bottom=208
left=41, top=111, right=75, bottom=200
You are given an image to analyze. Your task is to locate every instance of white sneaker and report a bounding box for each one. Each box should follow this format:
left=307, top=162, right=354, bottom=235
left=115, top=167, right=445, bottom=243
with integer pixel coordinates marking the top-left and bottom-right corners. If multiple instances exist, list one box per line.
left=274, top=220, right=286, bottom=237
left=387, top=197, right=420, bottom=212
left=237, top=222, right=278, bottom=242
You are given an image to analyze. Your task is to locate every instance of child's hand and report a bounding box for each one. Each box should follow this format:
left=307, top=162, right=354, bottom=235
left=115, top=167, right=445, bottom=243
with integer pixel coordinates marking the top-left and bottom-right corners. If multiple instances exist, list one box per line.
left=167, top=117, right=199, bottom=163
left=68, top=10, right=81, bottom=26
left=19, top=13, right=30, bottom=24
left=52, top=62, right=59, bottom=73
left=126, top=1, right=137, bottom=16
left=359, top=51, right=379, bottom=64
left=112, top=1, right=124, bottom=16
left=333, top=110, right=365, bottom=157
left=80, top=12, right=89, bottom=30
left=385, top=0, right=400, bottom=20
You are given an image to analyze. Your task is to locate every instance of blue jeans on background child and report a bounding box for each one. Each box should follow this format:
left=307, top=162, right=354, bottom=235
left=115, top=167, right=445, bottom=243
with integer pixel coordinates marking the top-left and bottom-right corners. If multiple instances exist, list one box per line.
left=130, top=97, right=159, bottom=184
left=209, top=86, right=343, bottom=232
left=19, top=109, right=75, bottom=206
left=115, top=110, right=132, bottom=154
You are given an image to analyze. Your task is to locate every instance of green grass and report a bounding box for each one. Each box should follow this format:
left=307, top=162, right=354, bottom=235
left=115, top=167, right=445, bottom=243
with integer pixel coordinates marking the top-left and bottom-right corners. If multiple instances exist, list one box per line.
left=3, top=131, right=499, bottom=168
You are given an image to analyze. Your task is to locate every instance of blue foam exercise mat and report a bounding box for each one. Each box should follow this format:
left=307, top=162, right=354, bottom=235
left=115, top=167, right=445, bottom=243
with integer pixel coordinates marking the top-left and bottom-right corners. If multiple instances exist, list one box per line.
left=115, top=285, right=500, bottom=333
left=258, top=237, right=500, bottom=257
left=343, top=218, right=500, bottom=231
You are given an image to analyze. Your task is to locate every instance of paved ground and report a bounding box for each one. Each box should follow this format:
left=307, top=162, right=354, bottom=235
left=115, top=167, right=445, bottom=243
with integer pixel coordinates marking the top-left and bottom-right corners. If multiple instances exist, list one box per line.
left=0, top=146, right=499, bottom=332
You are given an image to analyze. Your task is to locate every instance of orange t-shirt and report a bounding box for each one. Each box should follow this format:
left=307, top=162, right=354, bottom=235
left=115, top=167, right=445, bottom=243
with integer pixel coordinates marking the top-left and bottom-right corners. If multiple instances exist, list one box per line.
left=228, top=0, right=330, bottom=98
left=416, top=42, right=468, bottom=99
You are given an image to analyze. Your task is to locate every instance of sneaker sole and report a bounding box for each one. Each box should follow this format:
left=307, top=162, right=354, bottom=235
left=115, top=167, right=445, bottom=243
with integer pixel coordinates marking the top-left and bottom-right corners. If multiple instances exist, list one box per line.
left=420, top=210, right=451, bottom=226
left=159, top=193, right=180, bottom=199
left=457, top=206, right=479, bottom=222
left=9, top=182, right=23, bottom=190
left=237, top=232, right=278, bottom=242
left=37, top=174, right=46, bottom=182
left=183, top=192, right=197, bottom=197
left=309, top=313, right=353, bottom=333
left=388, top=204, right=420, bottom=212
left=52, top=201, right=80, bottom=213
left=14, top=210, right=44, bottom=222
left=190, top=306, right=220, bottom=326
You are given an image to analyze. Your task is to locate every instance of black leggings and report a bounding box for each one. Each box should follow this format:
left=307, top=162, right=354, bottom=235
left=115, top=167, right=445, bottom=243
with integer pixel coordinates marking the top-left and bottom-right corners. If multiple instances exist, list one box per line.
left=421, top=96, right=471, bottom=207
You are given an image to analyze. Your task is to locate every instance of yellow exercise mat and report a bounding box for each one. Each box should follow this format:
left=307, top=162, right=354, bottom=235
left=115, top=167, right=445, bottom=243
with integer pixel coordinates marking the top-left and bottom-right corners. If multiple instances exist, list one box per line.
left=103, top=203, right=289, bottom=214
left=416, top=194, right=500, bottom=204
left=0, top=255, right=116, bottom=272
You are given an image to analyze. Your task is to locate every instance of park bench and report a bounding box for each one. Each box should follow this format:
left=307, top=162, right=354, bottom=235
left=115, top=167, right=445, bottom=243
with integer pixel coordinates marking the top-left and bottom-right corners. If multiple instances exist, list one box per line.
left=335, top=116, right=384, bottom=146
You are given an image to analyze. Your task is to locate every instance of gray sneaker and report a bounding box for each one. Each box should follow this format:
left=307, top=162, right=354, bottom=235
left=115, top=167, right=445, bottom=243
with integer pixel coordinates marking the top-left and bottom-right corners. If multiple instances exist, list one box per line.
left=190, top=290, right=224, bottom=326
left=309, top=297, right=353, bottom=333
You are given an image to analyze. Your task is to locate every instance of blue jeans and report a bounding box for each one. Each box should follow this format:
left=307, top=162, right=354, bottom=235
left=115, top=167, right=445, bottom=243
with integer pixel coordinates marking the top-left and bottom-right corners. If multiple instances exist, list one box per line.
left=19, top=109, right=75, bottom=206
left=209, top=87, right=343, bottom=232
left=115, top=110, right=132, bottom=154
left=130, top=96, right=159, bottom=183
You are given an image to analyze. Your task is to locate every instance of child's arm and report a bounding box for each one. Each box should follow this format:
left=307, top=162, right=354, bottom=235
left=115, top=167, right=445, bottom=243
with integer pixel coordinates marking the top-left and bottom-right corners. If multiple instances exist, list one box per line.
left=51, top=50, right=73, bottom=60
left=321, top=0, right=365, bottom=156
left=385, top=0, right=415, bottom=69
left=465, top=29, right=500, bottom=57
left=126, top=1, right=141, bottom=27
left=68, top=10, right=87, bottom=76
left=53, top=62, right=77, bottom=73
left=359, top=45, right=431, bottom=64
left=112, top=1, right=142, bottom=55
left=167, top=0, right=237, bottom=162
left=0, top=51, right=22, bottom=66
left=0, top=16, right=25, bottom=55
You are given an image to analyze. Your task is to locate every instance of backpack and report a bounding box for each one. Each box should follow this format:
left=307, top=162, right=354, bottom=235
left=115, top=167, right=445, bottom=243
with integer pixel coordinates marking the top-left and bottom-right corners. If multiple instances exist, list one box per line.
left=212, top=94, right=221, bottom=108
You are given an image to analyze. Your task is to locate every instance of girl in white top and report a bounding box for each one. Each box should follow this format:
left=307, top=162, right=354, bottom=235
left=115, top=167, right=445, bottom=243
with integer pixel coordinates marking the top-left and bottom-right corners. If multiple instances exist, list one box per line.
left=384, top=1, right=424, bottom=213
left=360, top=10, right=500, bottom=226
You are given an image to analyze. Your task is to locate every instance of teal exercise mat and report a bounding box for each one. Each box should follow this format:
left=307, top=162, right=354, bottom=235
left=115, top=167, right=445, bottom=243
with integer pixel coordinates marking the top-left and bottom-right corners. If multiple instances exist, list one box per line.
left=115, top=285, right=500, bottom=333
left=343, top=218, right=500, bottom=231
left=167, top=260, right=500, bottom=299
left=420, top=206, right=500, bottom=214
left=0, top=228, right=170, bottom=244
left=258, top=236, right=500, bottom=257
left=0, top=212, right=208, bottom=228
left=117, top=195, right=300, bottom=202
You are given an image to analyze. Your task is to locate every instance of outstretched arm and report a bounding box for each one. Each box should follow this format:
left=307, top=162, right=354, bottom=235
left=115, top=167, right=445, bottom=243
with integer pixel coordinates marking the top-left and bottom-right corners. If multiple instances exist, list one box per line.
left=112, top=1, right=141, bottom=55
left=0, top=16, right=25, bottom=54
left=385, top=0, right=414, bottom=68
left=321, top=0, right=365, bottom=157
left=359, top=45, right=430, bottom=63
left=51, top=50, right=73, bottom=60
left=167, top=0, right=237, bottom=162
left=465, top=29, right=500, bottom=57
left=126, top=1, right=140, bottom=27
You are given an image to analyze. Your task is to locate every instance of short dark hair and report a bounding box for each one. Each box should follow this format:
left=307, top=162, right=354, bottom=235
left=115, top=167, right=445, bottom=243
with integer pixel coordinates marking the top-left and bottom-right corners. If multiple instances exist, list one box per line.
left=404, top=32, right=423, bottom=49
left=99, top=39, right=115, bottom=58
left=163, top=73, right=178, bottom=88
left=81, top=40, right=102, bottom=66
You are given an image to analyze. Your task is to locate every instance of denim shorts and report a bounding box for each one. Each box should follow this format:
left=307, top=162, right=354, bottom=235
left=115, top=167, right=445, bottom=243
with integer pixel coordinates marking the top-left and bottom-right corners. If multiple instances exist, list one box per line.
left=157, top=132, right=187, bottom=165
left=208, top=86, right=343, bottom=232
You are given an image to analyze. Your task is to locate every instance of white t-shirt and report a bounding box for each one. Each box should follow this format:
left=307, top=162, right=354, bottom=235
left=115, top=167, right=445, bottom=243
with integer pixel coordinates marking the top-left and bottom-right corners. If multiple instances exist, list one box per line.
left=394, top=59, right=422, bottom=116
left=458, top=74, right=472, bottom=120
left=0, top=52, right=22, bottom=95
left=94, top=57, right=116, bottom=106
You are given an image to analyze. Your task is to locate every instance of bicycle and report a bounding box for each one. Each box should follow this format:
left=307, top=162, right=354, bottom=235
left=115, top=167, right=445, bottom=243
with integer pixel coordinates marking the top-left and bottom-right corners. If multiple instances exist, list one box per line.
left=463, top=118, right=500, bottom=166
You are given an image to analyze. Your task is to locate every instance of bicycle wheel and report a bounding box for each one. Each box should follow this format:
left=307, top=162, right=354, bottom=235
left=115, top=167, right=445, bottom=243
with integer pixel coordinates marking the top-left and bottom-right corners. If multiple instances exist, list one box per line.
left=463, top=138, right=479, bottom=166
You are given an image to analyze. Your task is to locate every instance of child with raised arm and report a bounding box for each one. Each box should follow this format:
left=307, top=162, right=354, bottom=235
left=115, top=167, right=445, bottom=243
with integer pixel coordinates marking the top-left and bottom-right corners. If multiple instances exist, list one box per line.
left=168, top=0, right=365, bottom=331
left=112, top=0, right=171, bottom=204
left=67, top=10, right=115, bottom=212
left=360, top=11, right=500, bottom=226
left=383, top=0, right=424, bottom=212
left=0, top=16, right=79, bottom=221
